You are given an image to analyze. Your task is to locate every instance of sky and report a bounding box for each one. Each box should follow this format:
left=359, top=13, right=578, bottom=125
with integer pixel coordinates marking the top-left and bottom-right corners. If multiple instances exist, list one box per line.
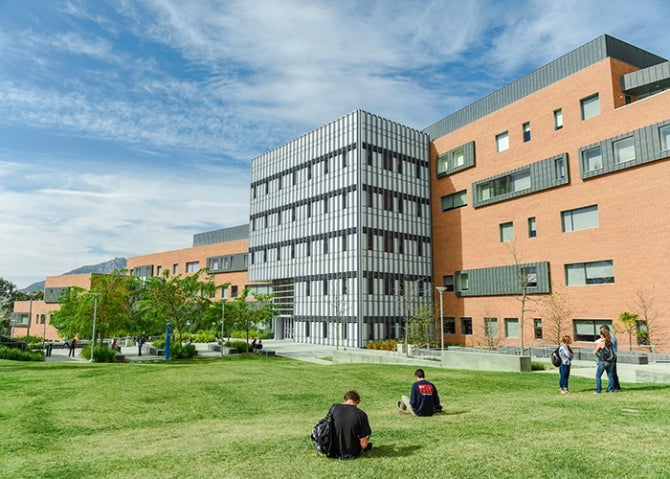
left=1, top=0, right=670, bottom=289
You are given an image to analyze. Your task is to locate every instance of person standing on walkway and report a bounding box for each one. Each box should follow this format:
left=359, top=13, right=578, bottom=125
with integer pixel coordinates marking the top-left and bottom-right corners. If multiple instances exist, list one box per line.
left=600, top=325, right=621, bottom=390
left=68, top=337, right=77, bottom=358
left=137, top=334, right=146, bottom=356
left=398, top=368, right=442, bottom=416
left=330, top=390, right=372, bottom=459
left=558, top=335, right=574, bottom=394
left=594, top=329, right=616, bottom=394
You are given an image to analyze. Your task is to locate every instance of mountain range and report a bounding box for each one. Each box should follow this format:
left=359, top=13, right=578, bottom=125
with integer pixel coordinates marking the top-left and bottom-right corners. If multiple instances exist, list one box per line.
left=21, top=257, right=128, bottom=292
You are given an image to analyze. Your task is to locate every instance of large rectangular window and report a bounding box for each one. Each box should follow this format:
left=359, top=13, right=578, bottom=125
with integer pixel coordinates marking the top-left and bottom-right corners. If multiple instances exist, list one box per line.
left=461, top=317, right=473, bottom=335
left=533, top=318, right=543, bottom=339
left=496, top=131, right=509, bottom=152
left=484, top=318, right=498, bottom=337
left=566, top=260, right=614, bottom=285
left=499, top=222, right=514, bottom=242
left=441, top=190, right=467, bottom=211
left=581, top=94, right=600, bottom=120
left=505, top=318, right=519, bottom=338
left=613, top=137, right=635, bottom=164
left=583, top=146, right=603, bottom=172
left=186, top=261, right=199, bottom=273
left=562, top=205, right=599, bottom=232
left=574, top=319, right=612, bottom=342
left=478, top=169, right=530, bottom=201
left=523, top=122, right=531, bottom=142
left=528, top=217, right=537, bottom=238
left=444, top=317, right=456, bottom=334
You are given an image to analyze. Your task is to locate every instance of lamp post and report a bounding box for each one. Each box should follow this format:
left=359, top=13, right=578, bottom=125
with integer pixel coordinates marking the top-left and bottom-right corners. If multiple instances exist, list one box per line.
left=435, top=286, right=446, bottom=352
left=221, top=297, right=225, bottom=358
left=89, top=292, right=101, bottom=363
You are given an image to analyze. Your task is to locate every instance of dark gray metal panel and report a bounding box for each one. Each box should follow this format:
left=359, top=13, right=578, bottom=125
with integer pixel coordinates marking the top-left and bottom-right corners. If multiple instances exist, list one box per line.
left=424, top=35, right=668, bottom=139
left=192, top=224, right=250, bottom=247
left=621, top=61, right=670, bottom=96
left=455, top=262, right=550, bottom=296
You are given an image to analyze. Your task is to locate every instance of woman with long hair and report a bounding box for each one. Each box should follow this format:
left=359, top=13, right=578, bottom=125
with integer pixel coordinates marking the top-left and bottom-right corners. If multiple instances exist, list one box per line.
left=558, top=335, right=573, bottom=394
left=594, top=328, right=616, bottom=394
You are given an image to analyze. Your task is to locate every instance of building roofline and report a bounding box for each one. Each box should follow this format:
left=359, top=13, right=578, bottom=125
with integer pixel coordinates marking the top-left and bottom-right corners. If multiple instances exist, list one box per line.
left=422, top=34, right=668, bottom=139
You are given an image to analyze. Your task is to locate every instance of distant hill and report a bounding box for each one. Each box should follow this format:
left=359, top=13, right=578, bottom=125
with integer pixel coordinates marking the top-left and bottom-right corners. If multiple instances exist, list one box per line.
left=22, top=257, right=128, bottom=292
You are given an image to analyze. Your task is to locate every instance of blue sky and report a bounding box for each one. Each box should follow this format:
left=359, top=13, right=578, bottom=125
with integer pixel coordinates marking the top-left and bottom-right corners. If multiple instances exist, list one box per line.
left=2, top=0, right=670, bottom=288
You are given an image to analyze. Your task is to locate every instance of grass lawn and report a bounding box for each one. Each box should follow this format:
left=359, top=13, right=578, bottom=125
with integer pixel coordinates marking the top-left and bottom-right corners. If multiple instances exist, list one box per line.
left=1, top=355, right=669, bottom=479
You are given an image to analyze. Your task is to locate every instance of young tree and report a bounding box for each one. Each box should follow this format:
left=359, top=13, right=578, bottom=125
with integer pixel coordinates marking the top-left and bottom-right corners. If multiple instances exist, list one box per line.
left=629, top=289, right=658, bottom=349
left=325, top=275, right=351, bottom=350
left=135, top=269, right=216, bottom=344
left=507, top=242, right=537, bottom=354
left=541, top=286, right=573, bottom=345
left=226, top=287, right=278, bottom=351
left=618, top=311, right=639, bottom=352
left=406, top=302, right=434, bottom=348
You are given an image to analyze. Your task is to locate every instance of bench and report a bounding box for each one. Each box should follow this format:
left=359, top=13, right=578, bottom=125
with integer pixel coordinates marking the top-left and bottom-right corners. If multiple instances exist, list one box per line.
left=253, top=349, right=276, bottom=357
left=148, top=346, right=164, bottom=356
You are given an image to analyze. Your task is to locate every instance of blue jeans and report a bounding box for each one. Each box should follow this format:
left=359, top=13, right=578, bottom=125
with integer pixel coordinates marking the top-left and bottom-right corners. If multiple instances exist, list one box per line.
left=595, top=361, right=614, bottom=393
left=559, top=363, right=571, bottom=390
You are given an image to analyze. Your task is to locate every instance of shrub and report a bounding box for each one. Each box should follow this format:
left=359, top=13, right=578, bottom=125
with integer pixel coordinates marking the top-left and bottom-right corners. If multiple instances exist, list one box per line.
left=80, top=345, right=118, bottom=363
left=366, top=339, right=398, bottom=351
left=170, top=343, right=197, bottom=359
left=225, top=340, right=252, bottom=353
left=0, top=345, right=44, bottom=361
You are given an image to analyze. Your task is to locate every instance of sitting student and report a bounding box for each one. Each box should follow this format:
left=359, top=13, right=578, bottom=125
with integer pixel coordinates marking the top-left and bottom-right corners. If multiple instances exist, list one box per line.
left=330, top=390, right=372, bottom=459
left=398, top=369, right=442, bottom=416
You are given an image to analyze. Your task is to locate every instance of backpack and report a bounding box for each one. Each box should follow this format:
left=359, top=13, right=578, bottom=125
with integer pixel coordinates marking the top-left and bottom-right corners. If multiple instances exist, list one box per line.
left=600, top=344, right=615, bottom=362
left=311, top=405, right=336, bottom=457
left=551, top=347, right=562, bottom=367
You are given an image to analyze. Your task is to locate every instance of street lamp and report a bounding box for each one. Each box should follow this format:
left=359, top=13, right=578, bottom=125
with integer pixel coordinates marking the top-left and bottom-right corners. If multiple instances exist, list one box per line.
left=89, top=292, right=101, bottom=363
left=435, top=286, right=446, bottom=352
left=221, top=297, right=225, bottom=358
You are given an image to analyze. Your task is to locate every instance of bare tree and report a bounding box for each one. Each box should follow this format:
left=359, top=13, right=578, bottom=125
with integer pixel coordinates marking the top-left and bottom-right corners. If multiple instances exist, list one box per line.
left=479, top=303, right=500, bottom=350
left=324, top=274, right=351, bottom=350
left=629, top=289, right=658, bottom=350
left=507, top=242, right=539, bottom=354
left=541, top=285, right=573, bottom=345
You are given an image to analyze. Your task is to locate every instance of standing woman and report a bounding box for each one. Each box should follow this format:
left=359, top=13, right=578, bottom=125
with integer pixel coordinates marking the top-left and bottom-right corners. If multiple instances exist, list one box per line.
left=558, top=335, right=574, bottom=394
left=594, top=328, right=615, bottom=394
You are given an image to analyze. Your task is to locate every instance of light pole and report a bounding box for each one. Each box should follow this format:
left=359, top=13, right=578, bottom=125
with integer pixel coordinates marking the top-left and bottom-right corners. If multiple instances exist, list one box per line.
left=221, top=297, right=225, bottom=357
left=89, top=292, right=101, bottom=363
left=435, top=286, right=446, bottom=352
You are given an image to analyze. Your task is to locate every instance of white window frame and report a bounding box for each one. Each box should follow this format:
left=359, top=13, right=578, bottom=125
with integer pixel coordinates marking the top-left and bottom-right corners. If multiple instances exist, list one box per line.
left=613, top=137, right=635, bottom=164
left=581, top=94, right=600, bottom=120
left=499, top=222, right=514, bottom=243
left=496, top=131, right=509, bottom=152
left=583, top=146, right=603, bottom=171
left=562, top=205, right=599, bottom=232
left=661, top=124, right=670, bottom=151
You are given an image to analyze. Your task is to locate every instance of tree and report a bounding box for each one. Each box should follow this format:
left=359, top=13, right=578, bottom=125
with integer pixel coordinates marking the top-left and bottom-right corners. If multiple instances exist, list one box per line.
left=618, top=311, right=639, bottom=352
left=135, top=269, right=216, bottom=345
left=406, top=302, right=434, bottom=348
left=629, top=289, right=658, bottom=349
left=50, top=271, right=137, bottom=346
left=507, top=242, right=537, bottom=354
left=0, top=278, right=44, bottom=335
left=541, top=286, right=573, bottom=345
left=325, top=274, right=351, bottom=350
left=226, top=288, right=278, bottom=351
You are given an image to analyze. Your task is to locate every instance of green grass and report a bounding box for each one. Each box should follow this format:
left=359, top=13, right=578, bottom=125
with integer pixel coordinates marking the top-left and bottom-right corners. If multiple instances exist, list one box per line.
left=1, top=355, right=669, bottom=479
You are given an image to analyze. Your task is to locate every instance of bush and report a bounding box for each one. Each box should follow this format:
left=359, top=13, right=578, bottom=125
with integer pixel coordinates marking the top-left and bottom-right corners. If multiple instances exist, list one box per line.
left=81, top=345, right=118, bottom=363
left=170, top=343, right=197, bottom=359
left=225, top=340, right=252, bottom=353
left=366, top=339, right=398, bottom=351
left=0, top=345, right=44, bottom=361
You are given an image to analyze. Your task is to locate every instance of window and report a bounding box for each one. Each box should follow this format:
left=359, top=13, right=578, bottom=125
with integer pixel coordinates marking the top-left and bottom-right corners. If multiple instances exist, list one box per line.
left=505, top=318, right=519, bottom=338
left=342, top=192, right=347, bottom=209
left=581, top=94, right=600, bottom=120
left=522, top=266, right=537, bottom=287
left=231, top=285, right=239, bottom=297
left=523, top=122, right=531, bottom=142
left=528, top=217, right=537, bottom=238
left=367, top=230, right=373, bottom=250
left=566, top=260, right=614, bottom=285
left=613, top=137, right=635, bottom=164
left=323, top=158, right=329, bottom=175
left=278, top=176, right=282, bottom=190
left=555, top=157, right=566, bottom=179
left=366, top=189, right=373, bottom=208
left=221, top=285, right=229, bottom=299
left=441, top=190, right=467, bottom=211
left=277, top=211, right=281, bottom=225
left=437, top=154, right=448, bottom=175
left=367, top=276, right=374, bottom=295
left=323, top=321, right=328, bottom=338
left=444, top=317, right=456, bottom=334
left=172, top=263, right=178, bottom=274
left=307, top=202, right=312, bottom=218
left=562, top=205, right=599, bottom=232
left=323, top=279, right=328, bottom=295
left=533, top=318, right=543, bottom=339
left=496, top=131, right=509, bottom=152
left=276, top=246, right=281, bottom=261
left=416, top=199, right=422, bottom=217
left=583, top=146, right=603, bottom=171
left=342, top=235, right=347, bottom=252
left=461, top=317, right=473, bottom=335
left=305, top=321, right=311, bottom=337
left=367, top=148, right=373, bottom=166
left=477, top=169, right=530, bottom=201
left=458, top=272, right=469, bottom=291
left=383, top=231, right=393, bottom=253
left=156, top=266, right=162, bottom=276
left=186, top=261, right=199, bottom=273
left=500, top=222, right=514, bottom=242
left=485, top=318, right=498, bottom=337
left=323, top=197, right=329, bottom=214
left=454, top=148, right=464, bottom=167
left=323, top=238, right=329, bottom=254
left=554, top=109, right=563, bottom=130
left=306, top=241, right=311, bottom=257
left=661, top=124, right=670, bottom=151
left=574, top=319, right=612, bottom=342
left=443, top=275, right=454, bottom=292
left=291, top=244, right=295, bottom=259
left=305, top=281, right=311, bottom=297
left=341, top=278, right=348, bottom=295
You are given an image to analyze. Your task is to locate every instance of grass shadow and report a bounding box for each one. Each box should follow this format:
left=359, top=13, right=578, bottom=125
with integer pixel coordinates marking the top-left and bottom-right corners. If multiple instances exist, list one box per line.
left=368, top=444, right=421, bottom=458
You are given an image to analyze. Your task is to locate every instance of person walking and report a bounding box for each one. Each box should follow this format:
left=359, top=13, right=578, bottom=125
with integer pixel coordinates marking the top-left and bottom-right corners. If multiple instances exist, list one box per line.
left=594, top=328, right=616, bottom=394
left=137, top=334, right=146, bottom=356
left=397, top=368, right=442, bottom=416
left=558, top=335, right=574, bottom=394
left=330, top=390, right=372, bottom=459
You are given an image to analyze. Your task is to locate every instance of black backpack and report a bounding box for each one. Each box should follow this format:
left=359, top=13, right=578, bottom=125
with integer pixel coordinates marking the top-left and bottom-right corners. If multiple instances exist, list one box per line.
left=600, top=344, right=615, bottom=362
left=551, top=347, right=562, bottom=367
left=311, top=405, right=337, bottom=457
